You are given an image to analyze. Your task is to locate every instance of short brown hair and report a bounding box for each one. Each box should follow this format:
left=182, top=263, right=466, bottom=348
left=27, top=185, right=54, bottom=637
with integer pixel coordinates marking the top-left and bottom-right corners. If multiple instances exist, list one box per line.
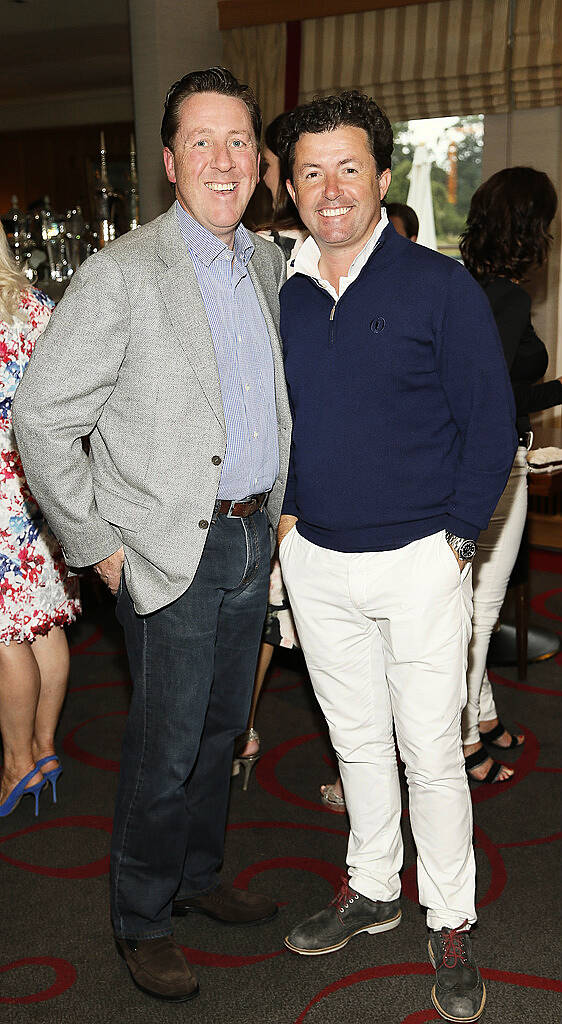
left=385, top=202, right=419, bottom=240
left=277, top=90, right=393, bottom=182
left=161, top=66, right=262, bottom=151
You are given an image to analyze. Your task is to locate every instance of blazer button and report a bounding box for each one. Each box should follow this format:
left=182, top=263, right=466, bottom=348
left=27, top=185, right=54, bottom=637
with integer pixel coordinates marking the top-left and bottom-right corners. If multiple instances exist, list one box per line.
left=199, top=519, right=209, bottom=529
left=211, top=455, right=222, bottom=465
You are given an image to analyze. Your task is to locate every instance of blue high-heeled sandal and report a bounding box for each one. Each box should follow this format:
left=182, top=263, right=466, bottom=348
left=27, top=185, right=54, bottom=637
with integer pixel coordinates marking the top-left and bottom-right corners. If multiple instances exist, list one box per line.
left=36, top=756, right=63, bottom=803
left=0, top=767, right=45, bottom=817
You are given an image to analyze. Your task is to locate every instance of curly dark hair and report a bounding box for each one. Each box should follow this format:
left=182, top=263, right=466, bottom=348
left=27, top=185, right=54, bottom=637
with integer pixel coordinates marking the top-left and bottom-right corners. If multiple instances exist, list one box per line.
left=276, top=90, right=393, bottom=182
left=459, top=167, right=557, bottom=284
left=161, top=66, right=262, bottom=151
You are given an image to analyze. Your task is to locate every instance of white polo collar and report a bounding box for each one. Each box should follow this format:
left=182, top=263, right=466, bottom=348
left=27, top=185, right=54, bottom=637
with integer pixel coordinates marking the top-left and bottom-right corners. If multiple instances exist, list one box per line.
left=291, top=207, right=389, bottom=302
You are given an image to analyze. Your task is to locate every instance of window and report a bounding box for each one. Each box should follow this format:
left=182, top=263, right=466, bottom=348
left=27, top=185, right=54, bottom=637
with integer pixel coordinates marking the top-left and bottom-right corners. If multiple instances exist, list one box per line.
left=386, top=115, right=484, bottom=257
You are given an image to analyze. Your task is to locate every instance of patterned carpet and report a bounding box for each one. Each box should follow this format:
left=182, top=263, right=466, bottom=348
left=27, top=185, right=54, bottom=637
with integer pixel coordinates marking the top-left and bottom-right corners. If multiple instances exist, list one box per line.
left=1, top=552, right=561, bottom=1023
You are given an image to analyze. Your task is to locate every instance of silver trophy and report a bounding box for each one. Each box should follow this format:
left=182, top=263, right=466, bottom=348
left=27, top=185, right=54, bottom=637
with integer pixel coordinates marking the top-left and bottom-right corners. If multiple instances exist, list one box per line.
left=5, top=196, right=34, bottom=280
left=126, top=134, right=141, bottom=232
left=96, top=131, right=117, bottom=248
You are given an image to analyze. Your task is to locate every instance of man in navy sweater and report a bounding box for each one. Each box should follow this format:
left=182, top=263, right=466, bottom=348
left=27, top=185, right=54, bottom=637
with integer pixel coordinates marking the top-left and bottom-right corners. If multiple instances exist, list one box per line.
left=276, top=92, right=517, bottom=1023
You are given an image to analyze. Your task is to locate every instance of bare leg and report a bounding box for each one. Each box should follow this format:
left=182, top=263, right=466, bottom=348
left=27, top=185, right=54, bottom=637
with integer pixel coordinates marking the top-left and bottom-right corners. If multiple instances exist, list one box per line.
left=0, top=640, right=43, bottom=802
left=463, top=739, right=513, bottom=781
left=321, top=776, right=344, bottom=800
left=320, top=775, right=346, bottom=812
left=31, top=627, right=70, bottom=773
left=240, top=642, right=274, bottom=756
left=478, top=715, right=524, bottom=747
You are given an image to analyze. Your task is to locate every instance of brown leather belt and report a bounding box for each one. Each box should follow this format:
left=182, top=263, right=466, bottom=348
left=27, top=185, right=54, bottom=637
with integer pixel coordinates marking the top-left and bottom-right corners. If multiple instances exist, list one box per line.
left=215, top=493, right=267, bottom=518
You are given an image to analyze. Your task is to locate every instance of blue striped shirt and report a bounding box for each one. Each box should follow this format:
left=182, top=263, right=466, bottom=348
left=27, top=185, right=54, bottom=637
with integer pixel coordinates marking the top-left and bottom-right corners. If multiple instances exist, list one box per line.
left=176, top=202, right=279, bottom=499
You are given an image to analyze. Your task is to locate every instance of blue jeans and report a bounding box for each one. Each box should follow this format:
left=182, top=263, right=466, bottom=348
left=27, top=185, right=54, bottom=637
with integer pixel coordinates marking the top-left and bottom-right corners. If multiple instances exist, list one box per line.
left=110, top=509, right=270, bottom=939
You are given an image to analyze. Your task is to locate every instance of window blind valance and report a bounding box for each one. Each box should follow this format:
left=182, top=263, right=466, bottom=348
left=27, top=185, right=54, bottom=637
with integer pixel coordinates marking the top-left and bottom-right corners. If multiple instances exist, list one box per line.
left=511, top=0, right=561, bottom=111
left=221, top=0, right=561, bottom=125
left=298, top=0, right=510, bottom=119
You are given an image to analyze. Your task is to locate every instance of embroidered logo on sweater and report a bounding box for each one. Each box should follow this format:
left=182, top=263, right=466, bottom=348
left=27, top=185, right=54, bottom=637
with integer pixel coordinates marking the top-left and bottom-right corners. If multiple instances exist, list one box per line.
left=370, top=316, right=386, bottom=334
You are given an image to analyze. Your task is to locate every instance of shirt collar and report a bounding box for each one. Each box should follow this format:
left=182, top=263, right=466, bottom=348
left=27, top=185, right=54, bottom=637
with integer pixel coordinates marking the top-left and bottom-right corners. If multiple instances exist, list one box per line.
left=175, top=200, right=254, bottom=267
left=292, top=207, right=388, bottom=296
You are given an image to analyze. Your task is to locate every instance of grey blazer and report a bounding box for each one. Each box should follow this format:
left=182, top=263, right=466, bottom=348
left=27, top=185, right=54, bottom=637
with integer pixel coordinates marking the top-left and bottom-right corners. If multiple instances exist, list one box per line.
left=13, top=204, right=292, bottom=615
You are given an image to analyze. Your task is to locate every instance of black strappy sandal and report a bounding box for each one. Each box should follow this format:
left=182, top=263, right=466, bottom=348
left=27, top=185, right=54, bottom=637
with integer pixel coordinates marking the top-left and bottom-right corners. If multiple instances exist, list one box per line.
left=479, top=719, right=524, bottom=749
left=465, top=747, right=511, bottom=784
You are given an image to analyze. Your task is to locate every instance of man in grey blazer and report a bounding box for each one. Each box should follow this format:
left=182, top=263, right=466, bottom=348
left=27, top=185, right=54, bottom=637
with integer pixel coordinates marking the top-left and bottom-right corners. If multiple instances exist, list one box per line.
left=13, top=68, right=291, bottom=1002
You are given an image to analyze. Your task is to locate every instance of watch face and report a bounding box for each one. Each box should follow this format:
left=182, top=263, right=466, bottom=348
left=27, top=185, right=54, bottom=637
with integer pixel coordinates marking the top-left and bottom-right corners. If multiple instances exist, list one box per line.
left=459, top=540, right=476, bottom=560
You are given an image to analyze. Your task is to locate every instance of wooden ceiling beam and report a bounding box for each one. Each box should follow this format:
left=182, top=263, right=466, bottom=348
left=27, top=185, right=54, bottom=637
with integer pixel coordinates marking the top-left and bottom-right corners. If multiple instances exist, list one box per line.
left=218, top=0, right=447, bottom=31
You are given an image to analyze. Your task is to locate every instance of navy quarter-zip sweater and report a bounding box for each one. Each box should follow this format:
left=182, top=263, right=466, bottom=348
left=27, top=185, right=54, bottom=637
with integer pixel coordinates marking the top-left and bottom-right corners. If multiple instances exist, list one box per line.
left=280, top=224, right=518, bottom=552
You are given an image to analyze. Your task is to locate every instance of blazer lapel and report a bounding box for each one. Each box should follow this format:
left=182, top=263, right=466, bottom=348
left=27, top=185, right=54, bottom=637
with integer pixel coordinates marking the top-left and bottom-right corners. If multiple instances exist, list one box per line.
left=157, top=206, right=224, bottom=428
left=156, top=206, right=290, bottom=431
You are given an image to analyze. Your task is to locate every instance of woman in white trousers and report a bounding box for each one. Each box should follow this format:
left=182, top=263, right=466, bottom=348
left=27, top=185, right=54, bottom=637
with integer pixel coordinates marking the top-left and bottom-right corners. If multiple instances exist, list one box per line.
left=460, top=167, right=562, bottom=783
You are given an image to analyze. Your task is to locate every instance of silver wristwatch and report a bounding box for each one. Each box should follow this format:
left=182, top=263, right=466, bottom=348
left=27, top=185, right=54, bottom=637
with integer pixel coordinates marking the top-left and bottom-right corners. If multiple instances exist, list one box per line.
left=445, top=531, right=476, bottom=561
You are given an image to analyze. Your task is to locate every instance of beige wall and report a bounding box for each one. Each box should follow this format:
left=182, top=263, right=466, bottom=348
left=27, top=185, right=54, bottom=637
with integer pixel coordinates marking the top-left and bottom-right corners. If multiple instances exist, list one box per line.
left=128, top=0, right=223, bottom=222
left=483, top=107, right=562, bottom=428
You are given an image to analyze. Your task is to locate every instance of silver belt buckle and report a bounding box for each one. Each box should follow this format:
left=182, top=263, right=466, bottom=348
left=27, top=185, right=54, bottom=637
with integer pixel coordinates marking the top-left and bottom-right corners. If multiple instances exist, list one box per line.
left=226, top=499, right=239, bottom=518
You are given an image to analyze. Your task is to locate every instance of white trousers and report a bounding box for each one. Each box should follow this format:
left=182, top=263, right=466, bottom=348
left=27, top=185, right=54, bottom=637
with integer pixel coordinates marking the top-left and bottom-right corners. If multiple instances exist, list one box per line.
left=462, top=449, right=528, bottom=746
left=279, top=527, right=476, bottom=930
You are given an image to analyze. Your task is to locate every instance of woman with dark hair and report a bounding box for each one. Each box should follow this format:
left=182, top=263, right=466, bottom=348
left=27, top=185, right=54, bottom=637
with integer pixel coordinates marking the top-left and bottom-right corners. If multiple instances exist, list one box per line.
left=459, top=166, right=561, bottom=783
left=258, top=113, right=308, bottom=260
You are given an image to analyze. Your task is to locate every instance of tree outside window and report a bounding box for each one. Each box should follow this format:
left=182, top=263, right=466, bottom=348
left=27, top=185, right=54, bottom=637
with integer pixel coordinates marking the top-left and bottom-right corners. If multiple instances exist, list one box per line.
left=386, top=115, right=484, bottom=257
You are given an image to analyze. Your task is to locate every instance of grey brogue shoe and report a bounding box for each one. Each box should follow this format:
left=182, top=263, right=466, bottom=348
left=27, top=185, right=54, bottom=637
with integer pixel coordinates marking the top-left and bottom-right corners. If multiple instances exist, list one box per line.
left=284, top=877, right=401, bottom=955
left=428, top=923, right=486, bottom=1022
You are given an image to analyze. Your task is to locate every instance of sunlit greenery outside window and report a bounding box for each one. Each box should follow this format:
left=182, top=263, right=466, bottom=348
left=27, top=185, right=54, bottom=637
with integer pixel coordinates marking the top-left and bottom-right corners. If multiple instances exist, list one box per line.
left=385, top=115, right=484, bottom=257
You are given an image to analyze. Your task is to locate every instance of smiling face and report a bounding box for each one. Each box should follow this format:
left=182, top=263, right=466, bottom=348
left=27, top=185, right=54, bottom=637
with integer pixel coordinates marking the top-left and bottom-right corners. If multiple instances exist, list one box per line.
left=163, top=91, right=260, bottom=248
left=287, top=126, right=391, bottom=261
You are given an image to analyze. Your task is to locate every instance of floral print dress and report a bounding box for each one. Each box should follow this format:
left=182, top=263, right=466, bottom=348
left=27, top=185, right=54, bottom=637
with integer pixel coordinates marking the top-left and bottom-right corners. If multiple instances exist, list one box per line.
left=0, top=288, right=81, bottom=644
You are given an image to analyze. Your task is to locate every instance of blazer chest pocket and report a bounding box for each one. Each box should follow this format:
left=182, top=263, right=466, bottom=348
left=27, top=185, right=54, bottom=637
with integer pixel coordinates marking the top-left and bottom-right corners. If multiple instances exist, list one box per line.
left=94, top=482, right=151, bottom=533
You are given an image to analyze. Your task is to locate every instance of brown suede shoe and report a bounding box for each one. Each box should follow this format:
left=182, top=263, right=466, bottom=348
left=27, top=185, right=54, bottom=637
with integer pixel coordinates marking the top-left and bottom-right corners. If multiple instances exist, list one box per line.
left=116, top=935, right=199, bottom=1001
left=172, top=883, right=278, bottom=925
